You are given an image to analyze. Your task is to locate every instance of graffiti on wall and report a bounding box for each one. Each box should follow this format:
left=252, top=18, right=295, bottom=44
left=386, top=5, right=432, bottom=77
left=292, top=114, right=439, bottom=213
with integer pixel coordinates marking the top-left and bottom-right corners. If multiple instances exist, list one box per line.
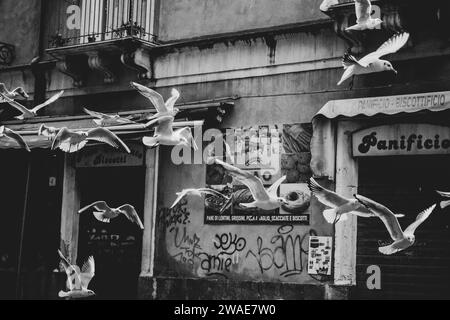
left=161, top=201, right=330, bottom=282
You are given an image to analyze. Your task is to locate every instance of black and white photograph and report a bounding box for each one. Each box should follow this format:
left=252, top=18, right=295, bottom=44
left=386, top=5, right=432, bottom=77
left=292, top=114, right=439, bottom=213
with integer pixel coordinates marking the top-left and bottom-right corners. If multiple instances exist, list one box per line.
left=1, top=0, right=450, bottom=309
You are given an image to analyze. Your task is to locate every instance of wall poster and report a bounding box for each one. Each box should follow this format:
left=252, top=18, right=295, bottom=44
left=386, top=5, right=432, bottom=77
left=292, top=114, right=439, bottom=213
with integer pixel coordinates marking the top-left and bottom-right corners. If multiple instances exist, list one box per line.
left=203, top=123, right=313, bottom=225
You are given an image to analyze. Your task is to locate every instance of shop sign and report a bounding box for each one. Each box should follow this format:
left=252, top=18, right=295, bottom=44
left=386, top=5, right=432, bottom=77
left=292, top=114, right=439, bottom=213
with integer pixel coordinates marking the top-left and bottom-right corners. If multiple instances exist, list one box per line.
left=352, top=124, right=450, bottom=157
left=75, top=142, right=145, bottom=168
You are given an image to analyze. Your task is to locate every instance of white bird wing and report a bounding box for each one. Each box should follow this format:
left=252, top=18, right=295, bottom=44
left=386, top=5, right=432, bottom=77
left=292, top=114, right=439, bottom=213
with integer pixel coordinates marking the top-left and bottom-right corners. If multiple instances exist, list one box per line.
left=86, top=127, right=131, bottom=153
left=80, top=256, right=95, bottom=290
left=355, top=0, right=371, bottom=24
left=308, top=178, right=349, bottom=208
left=319, top=0, right=338, bottom=12
left=31, top=90, right=64, bottom=113
left=130, top=82, right=168, bottom=113
left=354, top=194, right=404, bottom=241
left=436, top=190, right=450, bottom=198
left=267, top=175, right=287, bottom=197
left=83, top=107, right=109, bottom=119
left=58, top=249, right=81, bottom=291
left=358, top=32, right=410, bottom=67
left=51, top=127, right=74, bottom=150
left=3, top=127, right=30, bottom=152
left=78, top=201, right=109, bottom=214
left=0, top=93, right=34, bottom=117
left=404, top=204, right=436, bottom=236
left=118, top=204, right=144, bottom=229
left=164, top=88, right=180, bottom=112
left=175, top=127, right=198, bottom=150
left=170, top=188, right=227, bottom=209
left=215, top=159, right=270, bottom=201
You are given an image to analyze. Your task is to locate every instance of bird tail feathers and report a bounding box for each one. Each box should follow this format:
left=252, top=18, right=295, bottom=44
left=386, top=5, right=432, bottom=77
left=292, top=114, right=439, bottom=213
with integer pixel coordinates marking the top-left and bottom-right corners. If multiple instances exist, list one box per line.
left=323, top=209, right=338, bottom=224
left=58, top=290, right=69, bottom=298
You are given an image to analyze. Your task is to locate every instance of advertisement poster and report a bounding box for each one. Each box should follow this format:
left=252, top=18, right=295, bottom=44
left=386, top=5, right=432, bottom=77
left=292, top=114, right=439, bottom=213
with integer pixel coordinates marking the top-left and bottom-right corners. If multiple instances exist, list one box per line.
left=204, top=123, right=312, bottom=225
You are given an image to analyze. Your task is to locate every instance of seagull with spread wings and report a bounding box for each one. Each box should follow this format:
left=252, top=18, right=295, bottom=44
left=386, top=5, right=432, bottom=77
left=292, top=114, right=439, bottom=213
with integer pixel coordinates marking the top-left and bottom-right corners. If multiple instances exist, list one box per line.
left=436, top=190, right=450, bottom=209
left=346, top=0, right=383, bottom=31
left=214, top=159, right=288, bottom=211
left=130, top=82, right=180, bottom=119
left=0, top=83, right=29, bottom=102
left=51, top=127, right=131, bottom=153
left=83, top=108, right=136, bottom=127
left=0, top=90, right=64, bottom=120
left=78, top=201, right=144, bottom=229
left=308, top=177, right=404, bottom=223
left=338, top=32, right=410, bottom=85
left=0, top=125, right=30, bottom=152
left=58, top=249, right=95, bottom=299
left=170, top=188, right=231, bottom=211
left=355, top=194, right=437, bottom=255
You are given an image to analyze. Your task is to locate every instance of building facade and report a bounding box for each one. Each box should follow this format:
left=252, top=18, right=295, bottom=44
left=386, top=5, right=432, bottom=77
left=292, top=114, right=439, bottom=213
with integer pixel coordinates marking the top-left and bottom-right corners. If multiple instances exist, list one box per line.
left=0, top=0, right=449, bottom=300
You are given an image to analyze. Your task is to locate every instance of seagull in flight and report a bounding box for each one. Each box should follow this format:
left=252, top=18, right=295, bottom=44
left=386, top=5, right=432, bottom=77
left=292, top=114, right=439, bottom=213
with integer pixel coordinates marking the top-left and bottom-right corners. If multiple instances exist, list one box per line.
left=170, top=188, right=231, bottom=212
left=436, top=190, right=450, bottom=209
left=130, top=82, right=180, bottom=119
left=0, top=90, right=64, bottom=120
left=79, top=201, right=144, bottom=229
left=346, top=0, right=383, bottom=31
left=83, top=108, right=136, bottom=127
left=0, top=83, right=29, bottom=102
left=338, top=32, right=410, bottom=85
left=308, top=178, right=404, bottom=223
left=355, top=194, right=437, bottom=255
left=51, top=127, right=131, bottom=153
left=214, top=159, right=288, bottom=211
left=142, top=115, right=198, bottom=150
left=58, top=249, right=95, bottom=299
left=0, top=126, right=30, bottom=151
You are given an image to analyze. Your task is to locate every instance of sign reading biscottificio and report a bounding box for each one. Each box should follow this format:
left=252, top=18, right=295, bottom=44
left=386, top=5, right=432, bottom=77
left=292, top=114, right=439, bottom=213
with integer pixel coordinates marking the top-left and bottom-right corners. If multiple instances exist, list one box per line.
left=352, top=124, right=450, bottom=157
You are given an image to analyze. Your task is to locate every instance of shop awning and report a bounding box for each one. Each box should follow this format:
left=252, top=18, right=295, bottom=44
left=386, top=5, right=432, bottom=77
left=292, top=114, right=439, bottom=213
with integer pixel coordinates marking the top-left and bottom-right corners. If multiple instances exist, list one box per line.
left=0, top=97, right=236, bottom=150
left=315, top=91, right=450, bottom=119
left=311, top=91, right=450, bottom=180
left=0, top=116, right=204, bottom=150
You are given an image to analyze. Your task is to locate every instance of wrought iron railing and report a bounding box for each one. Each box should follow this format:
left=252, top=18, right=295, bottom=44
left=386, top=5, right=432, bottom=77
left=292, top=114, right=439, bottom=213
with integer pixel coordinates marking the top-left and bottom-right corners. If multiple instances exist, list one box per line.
left=48, top=0, right=158, bottom=49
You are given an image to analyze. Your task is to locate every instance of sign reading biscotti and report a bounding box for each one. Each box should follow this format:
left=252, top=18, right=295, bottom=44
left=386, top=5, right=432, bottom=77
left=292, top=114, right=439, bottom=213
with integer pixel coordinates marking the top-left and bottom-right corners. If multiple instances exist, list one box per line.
left=75, top=142, right=144, bottom=167
left=352, top=124, right=450, bottom=157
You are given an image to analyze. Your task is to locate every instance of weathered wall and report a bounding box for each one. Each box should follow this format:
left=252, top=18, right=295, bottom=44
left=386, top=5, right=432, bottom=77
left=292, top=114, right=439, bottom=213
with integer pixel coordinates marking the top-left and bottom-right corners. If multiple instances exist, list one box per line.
left=153, top=144, right=333, bottom=285
left=158, top=0, right=328, bottom=41
left=0, top=0, right=41, bottom=66
left=0, top=0, right=40, bottom=97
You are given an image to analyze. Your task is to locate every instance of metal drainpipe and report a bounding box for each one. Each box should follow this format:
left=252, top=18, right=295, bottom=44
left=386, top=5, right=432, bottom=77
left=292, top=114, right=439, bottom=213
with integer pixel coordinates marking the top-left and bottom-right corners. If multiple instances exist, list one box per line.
left=31, top=0, right=49, bottom=105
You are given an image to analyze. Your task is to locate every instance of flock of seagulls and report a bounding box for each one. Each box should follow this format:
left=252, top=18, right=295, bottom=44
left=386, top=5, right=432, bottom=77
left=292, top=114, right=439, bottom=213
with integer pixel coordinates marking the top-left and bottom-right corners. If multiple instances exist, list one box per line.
left=309, top=177, right=448, bottom=256
left=0, top=0, right=448, bottom=298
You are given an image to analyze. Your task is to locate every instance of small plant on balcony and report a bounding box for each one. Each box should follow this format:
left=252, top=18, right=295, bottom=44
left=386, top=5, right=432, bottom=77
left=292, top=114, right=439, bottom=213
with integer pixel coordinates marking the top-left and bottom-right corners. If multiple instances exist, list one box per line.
left=112, top=20, right=146, bottom=38
left=49, top=33, right=69, bottom=48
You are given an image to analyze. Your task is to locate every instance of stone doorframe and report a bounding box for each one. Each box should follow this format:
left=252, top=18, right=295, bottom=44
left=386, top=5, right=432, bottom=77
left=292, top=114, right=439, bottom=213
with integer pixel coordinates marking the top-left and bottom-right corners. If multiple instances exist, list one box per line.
left=59, top=147, right=160, bottom=277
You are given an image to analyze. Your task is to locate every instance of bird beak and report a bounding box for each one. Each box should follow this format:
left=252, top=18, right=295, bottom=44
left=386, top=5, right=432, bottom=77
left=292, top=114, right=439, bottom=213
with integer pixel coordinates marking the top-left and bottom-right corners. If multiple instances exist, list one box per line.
left=392, top=69, right=398, bottom=74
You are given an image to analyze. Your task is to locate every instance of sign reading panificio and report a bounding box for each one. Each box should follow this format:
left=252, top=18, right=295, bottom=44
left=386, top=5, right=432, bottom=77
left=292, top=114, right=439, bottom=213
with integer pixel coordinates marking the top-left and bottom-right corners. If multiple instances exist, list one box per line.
left=352, top=124, right=450, bottom=157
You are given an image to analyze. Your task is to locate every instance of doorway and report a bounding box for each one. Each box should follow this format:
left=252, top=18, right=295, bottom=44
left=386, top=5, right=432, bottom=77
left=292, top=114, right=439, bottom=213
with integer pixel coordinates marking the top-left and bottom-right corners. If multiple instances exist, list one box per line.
left=353, top=155, right=450, bottom=299
left=77, top=166, right=145, bottom=299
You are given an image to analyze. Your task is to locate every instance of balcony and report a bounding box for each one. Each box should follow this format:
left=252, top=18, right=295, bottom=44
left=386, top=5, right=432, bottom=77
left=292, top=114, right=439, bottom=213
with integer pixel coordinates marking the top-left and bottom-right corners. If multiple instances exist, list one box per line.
left=322, top=0, right=450, bottom=54
left=45, top=0, right=160, bottom=86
